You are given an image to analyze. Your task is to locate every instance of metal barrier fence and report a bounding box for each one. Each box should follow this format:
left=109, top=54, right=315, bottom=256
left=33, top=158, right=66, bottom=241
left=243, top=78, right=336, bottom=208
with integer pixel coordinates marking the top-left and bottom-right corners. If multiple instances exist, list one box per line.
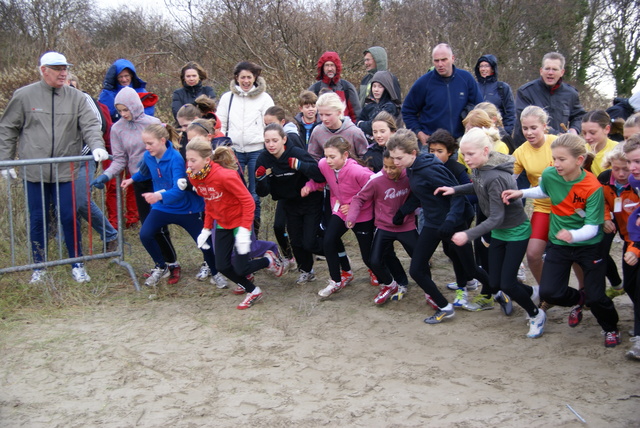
left=0, top=155, right=140, bottom=290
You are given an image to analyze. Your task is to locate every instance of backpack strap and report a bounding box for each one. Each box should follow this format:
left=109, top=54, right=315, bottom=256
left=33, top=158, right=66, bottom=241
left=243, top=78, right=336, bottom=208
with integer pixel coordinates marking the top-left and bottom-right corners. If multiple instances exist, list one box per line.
left=226, top=93, right=234, bottom=137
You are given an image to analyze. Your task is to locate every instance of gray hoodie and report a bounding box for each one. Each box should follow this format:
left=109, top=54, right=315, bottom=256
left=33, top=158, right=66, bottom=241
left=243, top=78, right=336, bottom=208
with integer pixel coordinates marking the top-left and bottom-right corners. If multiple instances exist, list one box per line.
left=453, top=151, right=528, bottom=241
left=359, top=46, right=389, bottom=106
left=104, top=86, right=161, bottom=178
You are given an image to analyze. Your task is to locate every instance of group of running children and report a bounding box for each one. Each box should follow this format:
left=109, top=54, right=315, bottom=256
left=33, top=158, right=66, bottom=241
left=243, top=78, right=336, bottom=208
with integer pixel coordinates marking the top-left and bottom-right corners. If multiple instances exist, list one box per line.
left=96, top=81, right=640, bottom=358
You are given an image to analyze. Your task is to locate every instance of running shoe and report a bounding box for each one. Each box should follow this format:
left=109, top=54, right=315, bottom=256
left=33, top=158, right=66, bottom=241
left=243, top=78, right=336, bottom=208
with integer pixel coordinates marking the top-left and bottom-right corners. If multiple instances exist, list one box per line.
left=210, top=272, right=228, bottom=289
left=424, top=306, right=455, bottom=324
left=318, top=280, right=343, bottom=297
left=446, top=281, right=459, bottom=291
left=424, top=293, right=439, bottom=310
left=627, top=337, right=640, bottom=360
left=391, top=285, right=408, bottom=301
left=29, top=269, right=46, bottom=284
left=605, top=286, right=626, bottom=299
left=145, top=266, right=169, bottom=287
left=462, top=295, right=494, bottom=311
left=237, top=290, right=263, bottom=310
left=374, top=282, right=398, bottom=305
left=604, top=330, right=621, bottom=348
left=296, top=269, right=316, bottom=284
left=495, top=291, right=513, bottom=316
left=233, top=284, right=246, bottom=295
left=264, top=250, right=285, bottom=277
left=517, top=263, right=527, bottom=283
left=195, top=262, right=211, bottom=281
left=287, top=257, right=298, bottom=272
left=340, top=270, right=354, bottom=287
left=526, top=310, right=546, bottom=338
left=446, top=279, right=478, bottom=291
left=453, top=288, right=468, bottom=307
left=568, top=305, right=583, bottom=327
left=72, top=264, right=91, bottom=283
left=369, top=269, right=379, bottom=286
left=167, top=265, right=181, bottom=285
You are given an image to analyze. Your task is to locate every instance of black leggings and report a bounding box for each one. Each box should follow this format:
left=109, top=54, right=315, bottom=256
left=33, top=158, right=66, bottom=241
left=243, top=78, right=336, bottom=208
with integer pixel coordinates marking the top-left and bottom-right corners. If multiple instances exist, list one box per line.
left=324, top=215, right=374, bottom=283
left=274, top=200, right=293, bottom=260
left=489, top=237, right=537, bottom=317
left=215, top=227, right=268, bottom=293
left=622, top=243, right=640, bottom=335
left=599, top=230, right=622, bottom=287
left=370, top=228, right=417, bottom=286
left=540, top=242, right=618, bottom=332
left=134, top=180, right=176, bottom=264
left=285, top=197, right=323, bottom=273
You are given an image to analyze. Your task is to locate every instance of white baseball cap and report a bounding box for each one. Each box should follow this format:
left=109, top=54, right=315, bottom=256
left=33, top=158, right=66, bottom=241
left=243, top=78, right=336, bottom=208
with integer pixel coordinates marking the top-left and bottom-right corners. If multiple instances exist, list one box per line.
left=39, top=52, right=72, bottom=67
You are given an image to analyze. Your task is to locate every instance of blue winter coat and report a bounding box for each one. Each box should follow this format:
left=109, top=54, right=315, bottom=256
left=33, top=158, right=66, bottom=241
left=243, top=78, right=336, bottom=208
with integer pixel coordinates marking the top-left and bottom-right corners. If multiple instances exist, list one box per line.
left=402, top=66, right=482, bottom=139
left=99, top=59, right=155, bottom=121
left=132, top=141, right=204, bottom=215
left=474, top=54, right=516, bottom=136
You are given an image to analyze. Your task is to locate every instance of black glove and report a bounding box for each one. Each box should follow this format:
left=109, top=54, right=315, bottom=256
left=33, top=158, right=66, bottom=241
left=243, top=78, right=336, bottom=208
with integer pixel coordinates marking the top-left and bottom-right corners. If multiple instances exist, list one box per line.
left=438, top=220, right=455, bottom=239
left=392, top=210, right=406, bottom=226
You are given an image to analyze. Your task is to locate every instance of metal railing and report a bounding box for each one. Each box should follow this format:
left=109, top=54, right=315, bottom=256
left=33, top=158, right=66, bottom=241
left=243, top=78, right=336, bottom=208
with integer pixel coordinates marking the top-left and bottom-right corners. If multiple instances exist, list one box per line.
left=0, top=155, right=140, bottom=290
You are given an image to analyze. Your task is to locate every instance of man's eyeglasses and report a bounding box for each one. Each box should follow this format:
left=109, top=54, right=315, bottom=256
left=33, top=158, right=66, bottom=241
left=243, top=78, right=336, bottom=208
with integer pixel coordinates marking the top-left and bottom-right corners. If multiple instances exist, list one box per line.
left=45, top=65, right=68, bottom=71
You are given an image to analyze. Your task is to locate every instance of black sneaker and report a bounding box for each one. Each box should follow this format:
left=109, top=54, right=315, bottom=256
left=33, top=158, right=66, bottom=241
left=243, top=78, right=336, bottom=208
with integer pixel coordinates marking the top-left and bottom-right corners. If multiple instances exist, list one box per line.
left=495, top=291, right=513, bottom=316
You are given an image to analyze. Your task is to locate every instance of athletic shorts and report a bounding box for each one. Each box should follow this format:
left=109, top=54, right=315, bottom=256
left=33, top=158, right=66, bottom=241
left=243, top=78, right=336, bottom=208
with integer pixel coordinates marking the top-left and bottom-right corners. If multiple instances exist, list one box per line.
left=530, top=211, right=550, bottom=241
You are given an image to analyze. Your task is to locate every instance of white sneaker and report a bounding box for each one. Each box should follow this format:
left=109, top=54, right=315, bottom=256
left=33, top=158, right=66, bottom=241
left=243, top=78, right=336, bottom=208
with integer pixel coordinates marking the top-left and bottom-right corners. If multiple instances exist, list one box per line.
left=72, top=265, right=91, bottom=283
left=296, top=269, right=316, bottom=284
left=195, top=262, right=211, bottom=281
left=465, top=279, right=479, bottom=291
left=517, top=263, right=527, bottom=283
left=527, top=310, right=546, bottom=338
left=287, top=258, right=297, bottom=272
left=627, top=339, right=640, bottom=360
left=210, top=272, right=228, bottom=289
left=446, top=281, right=459, bottom=291
left=318, top=280, right=343, bottom=297
left=531, top=285, right=540, bottom=306
left=453, top=288, right=468, bottom=307
left=145, top=266, right=169, bottom=287
left=29, top=269, right=46, bottom=284
left=391, top=285, right=408, bottom=301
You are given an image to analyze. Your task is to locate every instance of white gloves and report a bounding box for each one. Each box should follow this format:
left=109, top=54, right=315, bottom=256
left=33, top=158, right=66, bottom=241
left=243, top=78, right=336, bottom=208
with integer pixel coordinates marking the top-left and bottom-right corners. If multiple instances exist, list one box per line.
left=177, top=178, right=187, bottom=190
left=197, top=228, right=212, bottom=249
left=234, top=226, right=252, bottom=255
left=1, top=168, right=17, bottom=180
left=92, top=148, right=109, bottom=162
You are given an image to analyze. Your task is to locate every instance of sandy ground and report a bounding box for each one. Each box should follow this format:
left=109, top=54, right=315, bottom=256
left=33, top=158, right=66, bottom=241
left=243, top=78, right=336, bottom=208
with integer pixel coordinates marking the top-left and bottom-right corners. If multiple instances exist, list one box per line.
left=1, top=237, right=639, bottom=427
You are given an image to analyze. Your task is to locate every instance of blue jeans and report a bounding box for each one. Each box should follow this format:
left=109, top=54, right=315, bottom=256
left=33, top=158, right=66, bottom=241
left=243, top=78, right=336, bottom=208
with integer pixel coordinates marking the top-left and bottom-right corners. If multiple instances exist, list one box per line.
left=75, top=161, right=117, bottom=242
left=27, top=181, right=82, bottom=264
left=235, top=150, right=262, bottom=222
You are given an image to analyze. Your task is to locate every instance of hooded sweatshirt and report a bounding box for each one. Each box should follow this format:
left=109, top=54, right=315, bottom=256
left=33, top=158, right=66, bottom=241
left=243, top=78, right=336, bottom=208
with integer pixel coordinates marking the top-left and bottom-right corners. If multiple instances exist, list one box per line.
left=98, top=59, right=155, bottom=121
left=104, top=87, right=161, bottom=179
left=217, top=76, right=274, bottom=153
left=305, top=157, right=374, bottom=222
left=357, top=70, right=402, bottom=136
left=308, top=51, right=362, bottom=122
left=401, top=153, right=473, bottom=229
left=359, top=46, right=387, bottom=105
left=347, top=168, right=415, bottom=232
left=307, top=116, right=369, bottom=161
left=452, top=151, right=528, bottom=241
left=474, top=54, right=516, bottom=135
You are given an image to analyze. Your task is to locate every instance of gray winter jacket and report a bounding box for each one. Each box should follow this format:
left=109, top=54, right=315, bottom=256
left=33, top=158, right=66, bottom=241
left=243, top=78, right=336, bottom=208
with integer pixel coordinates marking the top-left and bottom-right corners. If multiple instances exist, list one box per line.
left=453, top=151, right=528, bottom=241
left=0, top=80, right=104, bottom=182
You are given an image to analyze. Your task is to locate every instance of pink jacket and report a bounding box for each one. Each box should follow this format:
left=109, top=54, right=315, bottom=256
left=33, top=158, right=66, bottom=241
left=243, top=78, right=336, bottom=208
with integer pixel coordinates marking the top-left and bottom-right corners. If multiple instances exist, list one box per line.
left=305, top=157, right=373, bottom=222
left=347, top=168, right=415, bottom=232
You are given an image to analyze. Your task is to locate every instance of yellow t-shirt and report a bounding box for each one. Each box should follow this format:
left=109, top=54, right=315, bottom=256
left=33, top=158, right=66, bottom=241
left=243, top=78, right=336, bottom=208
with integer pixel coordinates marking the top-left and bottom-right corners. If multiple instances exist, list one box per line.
left=588, top=138, right=619, bottom=177
left=513, top=134, right=557, bottom=213
left=458, top=140, right=510, bottom=175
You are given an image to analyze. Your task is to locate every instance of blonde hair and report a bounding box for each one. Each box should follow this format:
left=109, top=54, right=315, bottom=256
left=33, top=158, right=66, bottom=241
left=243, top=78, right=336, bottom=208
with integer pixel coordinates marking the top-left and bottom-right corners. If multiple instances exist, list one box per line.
left=212, top=146, right=238, bottom=170
left=185, top=136, right=213, bottom=159
left=475, top=102, right=504, bottom=128
left=521, top=105, right=549, bottom=126
left=625, top=113, right=640, bottom=130
left=143, top=123, right=181, bottom=150
left=623, top=134, right=640, bottom=154
left=463, top=109, right=494, bottom=129
left=460, top=127, right=495, bottom=151
left=601, top=143, right=626, bottom=169
left=551, top=134, right=594, bottom=165
left=187, top=118, right=215, bottom=137
left=316, top=92, right=345, bottom=119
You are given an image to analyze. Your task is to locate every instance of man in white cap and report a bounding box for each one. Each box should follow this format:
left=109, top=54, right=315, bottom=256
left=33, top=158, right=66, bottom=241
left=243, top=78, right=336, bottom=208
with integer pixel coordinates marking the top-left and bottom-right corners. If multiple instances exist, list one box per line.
left=0, top=51, right=108, bottom=284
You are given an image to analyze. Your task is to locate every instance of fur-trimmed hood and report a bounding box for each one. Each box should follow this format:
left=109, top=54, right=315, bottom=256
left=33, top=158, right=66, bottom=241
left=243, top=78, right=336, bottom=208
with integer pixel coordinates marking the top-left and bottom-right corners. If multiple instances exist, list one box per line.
left=229, top=76, right=267, bottom=98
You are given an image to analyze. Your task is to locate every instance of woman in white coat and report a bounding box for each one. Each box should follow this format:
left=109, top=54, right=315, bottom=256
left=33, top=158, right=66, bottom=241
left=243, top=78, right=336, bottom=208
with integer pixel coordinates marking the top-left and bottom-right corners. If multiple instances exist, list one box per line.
left=217, top=61, right=274, bottom=233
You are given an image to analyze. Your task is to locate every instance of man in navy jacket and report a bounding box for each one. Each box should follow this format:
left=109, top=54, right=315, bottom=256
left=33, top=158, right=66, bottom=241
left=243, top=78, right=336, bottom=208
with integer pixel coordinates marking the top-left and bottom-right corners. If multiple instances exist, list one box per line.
left=402, top=43, right=482, bottom=146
